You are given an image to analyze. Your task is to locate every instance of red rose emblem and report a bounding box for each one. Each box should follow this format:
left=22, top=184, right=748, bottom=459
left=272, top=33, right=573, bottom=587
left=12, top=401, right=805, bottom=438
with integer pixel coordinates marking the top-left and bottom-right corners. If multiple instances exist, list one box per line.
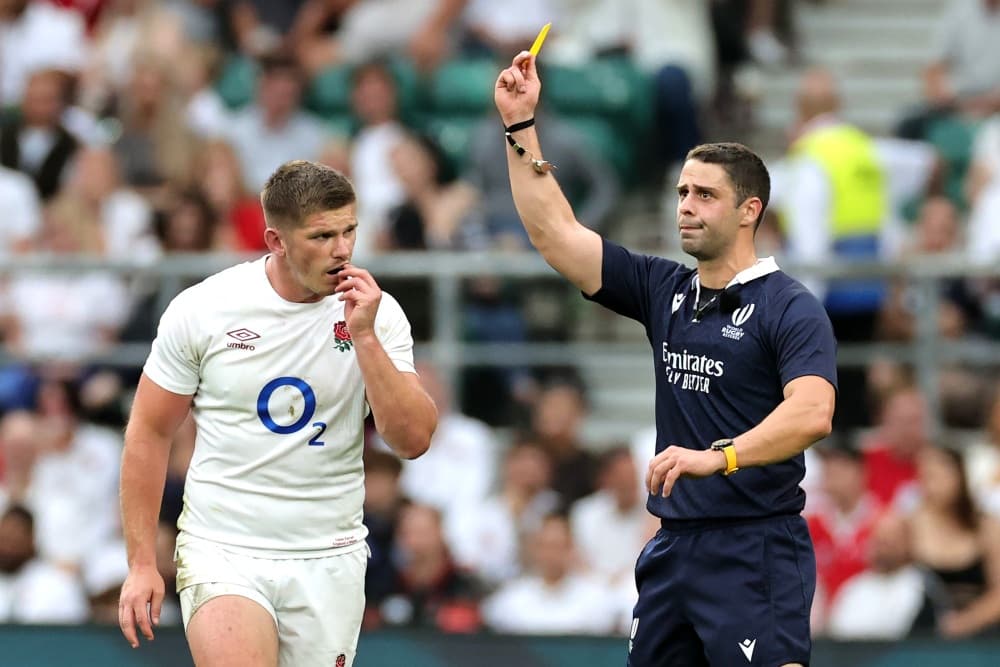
left=334, top=321, right=351, bottom=341
left=333, top=321, right=353, bottom=352
left=335, top=654, right=346, bottom=667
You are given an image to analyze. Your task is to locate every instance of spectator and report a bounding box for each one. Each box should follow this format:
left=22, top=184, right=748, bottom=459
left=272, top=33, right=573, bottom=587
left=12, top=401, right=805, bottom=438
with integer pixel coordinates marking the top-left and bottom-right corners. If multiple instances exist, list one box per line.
left=529, top=379, right=598, bottom=507
left=965, top=388, right=1000, bottom=516
left=362, top=450, right=406, bottom=614
left=222, top=50, right=330, bottom=193
left=386, top=132, right=478, bottom=250
left=398, top=361, right=497, bottom=522
left=81, top=539, right=129, bottom=624
left=910, top=446, right=1000, bottom=638
left=446, top=438, right=560, bottom=586
left=570, top=447, right=648, bottom=583
left=0, top=0, right=88, bottom=107
left=0, top=206, right=133, bottom=363
left=374, top=503, right=482, bottom=633
left=194, top=139, right=267, bottom=252
left=806, top=435, right=884, bottom=629
left=290, top=0, right=466, bottom=75
left=825, top=512, right=930, bottom=639
left=461, top=0, right=557, bottom=59
left=0, top=164, right=42, bottom=257
left=0, top=411, right=39, bottom=510
left=154, top=188, right=220, bottom=253
left=771, top=67, right=936, bottom=428
left=863, top=386, right=934, bottom=511
left=113, top=55, right=202, bottom=201
left=225, top=0, right=308, bottom=58
left=0, top=504, right=89, bottom=623
left=482, top=513, right=617, bottom=635
left=348, top=60, right=410, bottom=258
left=897, top=0, right=1000, bottom=141
left=966, top=112, right=1000, bottom=265
left=24, top=378, right=122, bottom=569
left=0, top=69, right=80, bottom=201
left=48, top=145, right=158, bottom=261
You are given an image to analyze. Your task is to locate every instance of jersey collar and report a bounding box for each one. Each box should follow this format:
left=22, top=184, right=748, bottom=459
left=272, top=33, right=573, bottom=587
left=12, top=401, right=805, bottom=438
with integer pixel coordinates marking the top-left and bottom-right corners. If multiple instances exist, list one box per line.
left=690, top=256, right=780, bottom=302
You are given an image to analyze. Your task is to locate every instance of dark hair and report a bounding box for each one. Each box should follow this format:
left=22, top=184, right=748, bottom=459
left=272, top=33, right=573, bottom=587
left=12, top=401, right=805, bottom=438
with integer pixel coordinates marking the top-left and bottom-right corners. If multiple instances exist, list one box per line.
left=258, top=50, right=303, bottom=81
left=2, top=504, right=34, bottom=530
left=934, top=446, right=980, bottom=532
left=261, top=160, right=356, bottom=230
left=686, top=142, right=771, bottom=229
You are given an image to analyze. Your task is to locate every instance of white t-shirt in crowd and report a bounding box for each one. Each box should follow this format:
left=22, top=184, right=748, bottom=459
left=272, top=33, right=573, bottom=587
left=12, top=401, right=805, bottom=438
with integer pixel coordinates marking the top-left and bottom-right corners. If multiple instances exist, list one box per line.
left=144, top=256, right=415, bottom=553
left=483, top=573, right=618, bottom=635
left=825, top=566, right=926, bottom=639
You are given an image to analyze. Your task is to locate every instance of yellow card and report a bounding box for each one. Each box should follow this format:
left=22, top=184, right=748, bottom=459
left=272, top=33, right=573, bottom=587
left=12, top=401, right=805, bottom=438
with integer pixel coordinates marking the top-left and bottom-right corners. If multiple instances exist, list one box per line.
left=529, top=22, right=551, bottom=57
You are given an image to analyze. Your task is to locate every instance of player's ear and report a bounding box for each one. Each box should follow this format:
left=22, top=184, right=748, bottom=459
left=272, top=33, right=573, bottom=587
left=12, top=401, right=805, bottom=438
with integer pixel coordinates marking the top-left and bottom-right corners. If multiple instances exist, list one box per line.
left=264, top=226, right=285, bottom=256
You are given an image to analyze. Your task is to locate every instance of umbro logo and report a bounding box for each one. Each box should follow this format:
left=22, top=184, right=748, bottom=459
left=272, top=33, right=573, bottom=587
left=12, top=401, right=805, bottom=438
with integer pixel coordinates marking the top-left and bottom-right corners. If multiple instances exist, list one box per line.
left=227, top=328, right=260, bottom=342
left=739, top=637, right=756, bottom=662
left=226, top=327, right=259, bottom=350
left=671, top=293, right=686, bottom=313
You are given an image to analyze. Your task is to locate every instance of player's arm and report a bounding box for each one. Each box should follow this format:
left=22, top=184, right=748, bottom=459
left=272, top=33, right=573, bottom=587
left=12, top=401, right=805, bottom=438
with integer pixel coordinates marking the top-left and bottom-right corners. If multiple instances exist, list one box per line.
left=336, top=266, right=437, bottom=459
left=648, top=376, right=834, bottom=496
left=119, top=375, right=193, bottom=647
left=495, top=52, right=604, bottom=295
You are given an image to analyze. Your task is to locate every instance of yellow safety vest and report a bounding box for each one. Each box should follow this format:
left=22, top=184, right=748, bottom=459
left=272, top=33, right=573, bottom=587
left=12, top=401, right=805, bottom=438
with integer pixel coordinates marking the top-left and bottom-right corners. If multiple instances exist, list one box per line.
left=788, top=123, right=887, bottom=239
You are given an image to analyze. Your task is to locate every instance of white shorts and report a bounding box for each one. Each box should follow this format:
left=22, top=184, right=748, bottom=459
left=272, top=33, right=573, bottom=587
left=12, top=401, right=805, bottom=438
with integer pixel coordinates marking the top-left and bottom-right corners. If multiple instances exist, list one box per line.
left=175, top=532, right=368, bottom=667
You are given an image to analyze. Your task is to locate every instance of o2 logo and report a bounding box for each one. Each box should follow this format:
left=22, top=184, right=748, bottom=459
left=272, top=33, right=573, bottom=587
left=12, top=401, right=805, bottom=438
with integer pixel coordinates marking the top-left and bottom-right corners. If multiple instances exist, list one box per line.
left=257, top=376, right=327, bottom=446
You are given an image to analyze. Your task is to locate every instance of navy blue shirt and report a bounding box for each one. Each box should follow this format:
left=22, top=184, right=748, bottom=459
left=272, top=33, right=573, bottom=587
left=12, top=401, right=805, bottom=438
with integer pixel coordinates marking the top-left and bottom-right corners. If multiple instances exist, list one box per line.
left=585, top=239, right=838, bottom=522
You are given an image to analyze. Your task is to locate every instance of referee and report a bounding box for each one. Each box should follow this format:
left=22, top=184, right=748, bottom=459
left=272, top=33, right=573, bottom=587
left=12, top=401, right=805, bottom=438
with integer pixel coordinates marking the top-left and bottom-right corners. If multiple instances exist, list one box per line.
left=495, top=52, right=837, bottom=667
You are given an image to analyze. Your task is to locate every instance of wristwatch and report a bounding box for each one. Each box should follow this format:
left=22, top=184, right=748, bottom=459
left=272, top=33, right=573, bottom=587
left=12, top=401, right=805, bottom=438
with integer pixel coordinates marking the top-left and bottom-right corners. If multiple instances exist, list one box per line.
left=710, top=438, right=739, bottom=476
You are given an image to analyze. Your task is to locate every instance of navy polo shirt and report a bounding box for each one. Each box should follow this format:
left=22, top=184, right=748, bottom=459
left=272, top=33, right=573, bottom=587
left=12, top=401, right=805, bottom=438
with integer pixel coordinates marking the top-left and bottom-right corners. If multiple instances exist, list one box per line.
left=585, top=238, right=838, bottom=522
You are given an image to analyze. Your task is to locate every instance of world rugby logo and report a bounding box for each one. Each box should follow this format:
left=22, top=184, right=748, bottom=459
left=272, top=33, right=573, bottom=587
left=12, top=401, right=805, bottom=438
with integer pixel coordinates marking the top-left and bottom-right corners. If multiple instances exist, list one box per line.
left=731, top=303, right=755, bottom=327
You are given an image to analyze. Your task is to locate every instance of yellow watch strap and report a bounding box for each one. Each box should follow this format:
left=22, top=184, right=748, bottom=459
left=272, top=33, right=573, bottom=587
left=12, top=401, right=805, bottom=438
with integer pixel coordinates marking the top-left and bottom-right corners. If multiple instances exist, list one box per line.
left=721, top=444, right=739, bottom=475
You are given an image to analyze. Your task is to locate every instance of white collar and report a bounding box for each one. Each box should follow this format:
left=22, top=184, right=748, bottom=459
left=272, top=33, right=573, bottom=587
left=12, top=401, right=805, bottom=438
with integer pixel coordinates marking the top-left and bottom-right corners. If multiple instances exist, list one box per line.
left=690, top=256, right=780, bottom=302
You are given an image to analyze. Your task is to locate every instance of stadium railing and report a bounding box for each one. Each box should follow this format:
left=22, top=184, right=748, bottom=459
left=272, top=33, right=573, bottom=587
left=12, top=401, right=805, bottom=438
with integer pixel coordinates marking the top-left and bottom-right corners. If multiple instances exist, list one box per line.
left=0, top=251, right=997, bottom=435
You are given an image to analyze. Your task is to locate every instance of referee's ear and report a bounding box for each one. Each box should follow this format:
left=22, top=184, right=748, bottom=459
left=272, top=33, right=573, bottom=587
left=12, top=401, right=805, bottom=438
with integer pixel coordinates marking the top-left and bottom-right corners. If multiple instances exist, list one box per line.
left=738, top=197, right=763, bottom=229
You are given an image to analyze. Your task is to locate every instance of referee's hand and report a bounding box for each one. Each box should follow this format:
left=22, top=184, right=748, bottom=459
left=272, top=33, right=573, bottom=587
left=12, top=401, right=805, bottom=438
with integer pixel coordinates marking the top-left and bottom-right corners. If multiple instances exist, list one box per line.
left=647, top=446, right=728, bottom=497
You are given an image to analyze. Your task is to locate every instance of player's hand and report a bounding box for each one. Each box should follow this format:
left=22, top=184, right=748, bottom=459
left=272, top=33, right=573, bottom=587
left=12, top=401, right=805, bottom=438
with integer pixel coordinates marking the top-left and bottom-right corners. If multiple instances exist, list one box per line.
left=647, top=445, right=727, bottom=497
left=335, top=264, right=382, bottom=337
left=495, top=51, right=540, bottom=128
left=119, top=564, right=165, bottom=648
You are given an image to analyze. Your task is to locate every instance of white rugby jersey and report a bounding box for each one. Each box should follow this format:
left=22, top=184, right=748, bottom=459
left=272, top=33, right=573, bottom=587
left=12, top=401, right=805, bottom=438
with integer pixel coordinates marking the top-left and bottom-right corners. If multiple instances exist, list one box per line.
left=143, top=256, right=415, bottom=553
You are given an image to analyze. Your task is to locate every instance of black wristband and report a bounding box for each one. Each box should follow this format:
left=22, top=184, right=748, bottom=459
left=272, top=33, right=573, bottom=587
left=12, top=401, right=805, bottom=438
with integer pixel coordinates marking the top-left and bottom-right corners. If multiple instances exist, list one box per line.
left=504, top=118, right=535, bottom=133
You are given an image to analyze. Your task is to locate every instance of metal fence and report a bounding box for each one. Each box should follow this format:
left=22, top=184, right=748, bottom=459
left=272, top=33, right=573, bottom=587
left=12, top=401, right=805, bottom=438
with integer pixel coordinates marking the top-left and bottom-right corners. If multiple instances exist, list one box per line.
left=1, top=251, right=998, bottom=433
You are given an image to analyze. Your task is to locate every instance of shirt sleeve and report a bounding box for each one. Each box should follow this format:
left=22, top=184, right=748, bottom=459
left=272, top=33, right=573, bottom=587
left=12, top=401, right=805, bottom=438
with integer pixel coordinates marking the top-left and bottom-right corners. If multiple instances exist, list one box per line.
left=583, top=237, right=675, bottom=326
left=374, top=291, right=416, bottom=374
left=771, top=285, right=839, bottom=392
left=142, top=290, right=202, bottom=395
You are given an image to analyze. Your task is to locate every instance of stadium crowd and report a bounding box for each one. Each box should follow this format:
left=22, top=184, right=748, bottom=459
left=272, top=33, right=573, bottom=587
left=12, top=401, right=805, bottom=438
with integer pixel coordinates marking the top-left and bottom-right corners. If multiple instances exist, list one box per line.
left=0, top=0, right=999, bottom=644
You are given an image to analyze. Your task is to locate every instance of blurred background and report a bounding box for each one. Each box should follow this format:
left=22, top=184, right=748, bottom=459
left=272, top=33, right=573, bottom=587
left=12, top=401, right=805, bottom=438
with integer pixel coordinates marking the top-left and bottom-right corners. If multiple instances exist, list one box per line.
left=0, top=0, right=999, bottom=665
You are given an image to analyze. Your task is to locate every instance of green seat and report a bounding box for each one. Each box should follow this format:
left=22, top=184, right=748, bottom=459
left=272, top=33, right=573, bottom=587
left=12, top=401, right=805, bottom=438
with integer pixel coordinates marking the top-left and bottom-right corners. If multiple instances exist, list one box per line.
left=305, top=65, right=353, bottom=116
left=428, top=59, right=498, bottom=114
left=215, top=56, right=258, bottom=110
left=926, top=116, right=979, bottom=209
left=543, top=58, right=652, bottom=131
left=564, top=115, right=634, bottom=182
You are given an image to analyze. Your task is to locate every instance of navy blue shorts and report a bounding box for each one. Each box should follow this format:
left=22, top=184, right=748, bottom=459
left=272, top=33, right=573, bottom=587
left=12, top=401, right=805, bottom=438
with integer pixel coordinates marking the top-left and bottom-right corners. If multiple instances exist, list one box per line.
left=627, top=515, right=814, bottom=667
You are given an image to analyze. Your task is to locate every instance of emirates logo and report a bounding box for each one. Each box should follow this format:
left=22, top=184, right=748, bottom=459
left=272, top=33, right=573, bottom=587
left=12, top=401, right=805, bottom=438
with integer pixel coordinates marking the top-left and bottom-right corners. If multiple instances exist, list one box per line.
left=333, top=321, right=353, bottom=352
left=335, top=654, right=347, bottom=667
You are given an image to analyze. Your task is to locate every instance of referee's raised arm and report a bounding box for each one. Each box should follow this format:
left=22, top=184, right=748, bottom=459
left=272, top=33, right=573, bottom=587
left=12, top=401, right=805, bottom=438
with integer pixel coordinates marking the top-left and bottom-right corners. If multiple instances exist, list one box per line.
left=495, top=52, right=604, bottom=296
